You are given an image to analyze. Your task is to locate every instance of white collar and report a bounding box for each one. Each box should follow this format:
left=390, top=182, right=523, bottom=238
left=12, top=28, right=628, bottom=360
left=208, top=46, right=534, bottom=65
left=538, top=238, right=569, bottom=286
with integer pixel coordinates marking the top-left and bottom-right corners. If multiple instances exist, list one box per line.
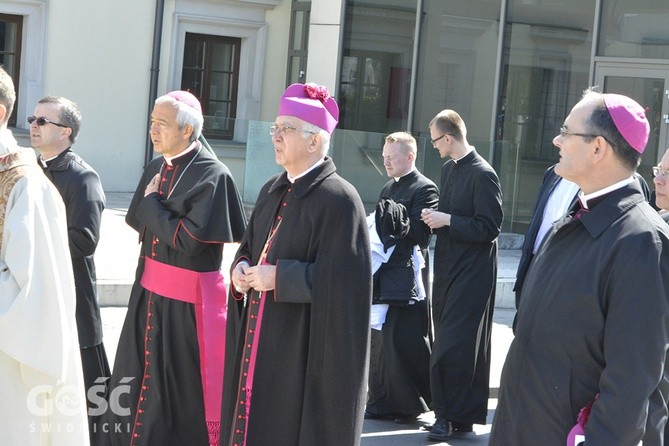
left=393, top=168, right=416, bottom=182
left=453, top=146, right=473, bottom=164
left=164, top=141, right=197, bottom=166
left=287, top=158, right=325, bottom=183
left=579, top=176, right=634, bottom=209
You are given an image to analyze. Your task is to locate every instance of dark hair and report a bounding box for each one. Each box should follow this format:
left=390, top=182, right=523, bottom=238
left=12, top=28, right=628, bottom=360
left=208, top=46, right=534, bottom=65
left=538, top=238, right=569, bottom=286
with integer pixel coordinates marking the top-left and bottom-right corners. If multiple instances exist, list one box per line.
left=38, top=96, right=82, bottom=144
left=582, top=88, right=641, bottom=171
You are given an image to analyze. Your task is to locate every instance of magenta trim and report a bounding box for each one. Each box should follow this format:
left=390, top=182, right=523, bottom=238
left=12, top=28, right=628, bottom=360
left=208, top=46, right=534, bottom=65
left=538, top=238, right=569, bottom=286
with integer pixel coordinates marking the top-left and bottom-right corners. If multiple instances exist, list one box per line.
left=141, top=257, right=227, bottom=446
left=241, top=288, right=268, bottom=442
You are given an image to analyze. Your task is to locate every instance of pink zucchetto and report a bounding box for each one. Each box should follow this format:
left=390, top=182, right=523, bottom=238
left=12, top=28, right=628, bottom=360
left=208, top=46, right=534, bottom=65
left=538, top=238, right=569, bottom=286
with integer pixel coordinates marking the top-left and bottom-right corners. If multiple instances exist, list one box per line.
left=603, top=93, right=649, bottom=154
left=278, top=83, right=339, bottom=134
left=166, top=90, right=203, bottom=115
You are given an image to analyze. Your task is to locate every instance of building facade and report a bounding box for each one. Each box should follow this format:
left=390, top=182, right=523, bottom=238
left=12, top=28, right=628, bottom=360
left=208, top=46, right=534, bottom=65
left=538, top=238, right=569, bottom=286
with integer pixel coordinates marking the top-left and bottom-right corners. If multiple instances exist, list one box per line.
left=1, top=0, right=668, bottom=233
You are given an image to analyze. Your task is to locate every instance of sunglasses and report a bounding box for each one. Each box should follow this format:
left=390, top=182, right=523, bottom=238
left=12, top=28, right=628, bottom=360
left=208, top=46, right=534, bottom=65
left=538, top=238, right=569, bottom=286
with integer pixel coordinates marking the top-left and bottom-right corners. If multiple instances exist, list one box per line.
left=27, top=116, right=68, bottom=128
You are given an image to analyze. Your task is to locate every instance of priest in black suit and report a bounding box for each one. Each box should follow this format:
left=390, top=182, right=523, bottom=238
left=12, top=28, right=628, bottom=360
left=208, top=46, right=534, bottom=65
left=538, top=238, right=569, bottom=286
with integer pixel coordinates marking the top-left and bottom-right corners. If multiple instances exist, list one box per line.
left=421, top=109, right=503, bottom=441
left=365, top=131, right=438, bottom=424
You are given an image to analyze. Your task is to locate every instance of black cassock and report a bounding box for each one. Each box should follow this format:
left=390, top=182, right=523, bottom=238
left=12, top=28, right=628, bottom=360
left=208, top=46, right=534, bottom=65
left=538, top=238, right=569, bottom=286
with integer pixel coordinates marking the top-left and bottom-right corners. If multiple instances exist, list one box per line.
left=366, top=170, right=438, bottom=419
left=106, top=144, right=246, bottom=446
left=430, top=149, right=502, bottom=426
left=221, top=158, right=372, bottom=446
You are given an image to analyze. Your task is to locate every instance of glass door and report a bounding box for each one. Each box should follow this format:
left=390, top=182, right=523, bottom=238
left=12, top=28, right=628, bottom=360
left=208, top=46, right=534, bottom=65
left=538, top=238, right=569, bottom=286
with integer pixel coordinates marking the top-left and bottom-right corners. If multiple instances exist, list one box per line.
left=595, top=63, right=669, bottom=182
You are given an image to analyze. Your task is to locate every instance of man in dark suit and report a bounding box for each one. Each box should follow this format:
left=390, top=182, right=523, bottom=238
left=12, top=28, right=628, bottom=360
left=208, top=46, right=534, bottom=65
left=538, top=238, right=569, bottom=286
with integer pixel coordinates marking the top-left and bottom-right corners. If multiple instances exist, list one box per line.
left=31, top=95, right=109, bottom=441
left=513, top=166, right=578, bottom=315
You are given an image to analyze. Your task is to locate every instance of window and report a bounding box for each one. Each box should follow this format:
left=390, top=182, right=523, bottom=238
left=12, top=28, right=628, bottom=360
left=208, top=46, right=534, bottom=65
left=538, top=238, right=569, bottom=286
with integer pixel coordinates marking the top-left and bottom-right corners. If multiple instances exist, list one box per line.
left=286, top=1, right=311, bottom=86
left=181, top=33, right=241, bottom=140
left=0, top=13, right=22, bottom=127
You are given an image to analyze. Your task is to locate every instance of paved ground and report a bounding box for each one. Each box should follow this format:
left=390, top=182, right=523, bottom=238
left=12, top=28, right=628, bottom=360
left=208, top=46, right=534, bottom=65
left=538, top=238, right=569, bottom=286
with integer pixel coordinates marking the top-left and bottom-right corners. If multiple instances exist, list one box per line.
left=96, top=192, right=517, bottom=445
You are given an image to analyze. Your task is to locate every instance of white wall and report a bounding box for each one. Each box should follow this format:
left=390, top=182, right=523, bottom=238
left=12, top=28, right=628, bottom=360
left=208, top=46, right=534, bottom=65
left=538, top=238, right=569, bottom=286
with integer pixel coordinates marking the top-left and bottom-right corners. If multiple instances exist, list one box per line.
left=8, top=0, right=286, bottom=192
left=42, top=0, right=155, bottom=191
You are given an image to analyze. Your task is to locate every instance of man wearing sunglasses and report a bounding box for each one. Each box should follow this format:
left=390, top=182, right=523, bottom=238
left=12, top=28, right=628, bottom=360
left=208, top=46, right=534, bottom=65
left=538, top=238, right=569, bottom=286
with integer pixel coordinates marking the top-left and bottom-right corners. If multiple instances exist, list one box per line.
left=0, top=69, right=89, bottom=443
left=30, top=96, right=109, bottom=442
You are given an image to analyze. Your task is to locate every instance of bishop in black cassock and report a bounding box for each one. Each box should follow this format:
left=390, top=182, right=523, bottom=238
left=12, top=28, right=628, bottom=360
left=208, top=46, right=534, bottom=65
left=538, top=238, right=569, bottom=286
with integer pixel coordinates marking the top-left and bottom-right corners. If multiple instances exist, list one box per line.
left=106, top=91, right=246, bottom=446
left=222, top=83, right=372, bottom=446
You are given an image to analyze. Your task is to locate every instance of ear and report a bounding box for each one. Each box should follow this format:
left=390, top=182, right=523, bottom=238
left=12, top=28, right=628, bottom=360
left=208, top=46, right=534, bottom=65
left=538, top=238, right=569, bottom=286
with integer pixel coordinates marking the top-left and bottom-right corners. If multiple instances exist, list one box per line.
left=591, top=135, right=610, bottom=161
left=307, top=133, right=321, bottom=153
left=183, top=124, right=194, bottom=140
left=0, top=104, right=6, bottom=124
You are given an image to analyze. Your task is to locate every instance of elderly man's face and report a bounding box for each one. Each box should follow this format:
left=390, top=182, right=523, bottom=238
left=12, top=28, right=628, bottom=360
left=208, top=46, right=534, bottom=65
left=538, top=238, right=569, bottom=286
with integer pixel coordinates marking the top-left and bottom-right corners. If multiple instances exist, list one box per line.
left=149, top=102, right=192, bottom=157
left=271, top=116, right=315, bottom=175
left=553, top=99, right=598, bottom=187
left=653, top=149, right=669, bottom=210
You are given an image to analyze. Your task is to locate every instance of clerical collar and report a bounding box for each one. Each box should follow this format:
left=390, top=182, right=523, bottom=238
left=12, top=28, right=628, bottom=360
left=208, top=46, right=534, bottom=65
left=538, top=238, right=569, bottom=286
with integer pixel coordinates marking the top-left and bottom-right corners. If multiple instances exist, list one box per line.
left=394, top=168, right=416, bottom=182
left=578, top=176, right=634, bottom=209
left=37, top=148, right=72, bottom=168
left=453, top=146, right=473, bottom=164
left=287, top=158, right=325, bottom=183
left=164, top=141, right=197, bottom=166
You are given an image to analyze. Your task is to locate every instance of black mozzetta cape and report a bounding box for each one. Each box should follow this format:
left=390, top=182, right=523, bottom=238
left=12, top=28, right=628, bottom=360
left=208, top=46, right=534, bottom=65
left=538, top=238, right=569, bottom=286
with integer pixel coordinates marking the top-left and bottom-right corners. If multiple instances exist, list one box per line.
left=106, top=144, right=246, bottom=446
left=221, top=157, right=373, bottom=446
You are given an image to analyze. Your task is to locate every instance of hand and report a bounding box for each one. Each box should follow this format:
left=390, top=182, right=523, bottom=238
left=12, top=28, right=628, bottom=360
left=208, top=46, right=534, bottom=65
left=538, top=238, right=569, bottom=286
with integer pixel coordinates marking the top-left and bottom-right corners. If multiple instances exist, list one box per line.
left=421, top=208, right=450, bottom=229
left=144, top=173, right=161, bottom=197
left=244, top=265, right=277, bottom=292
left=231, top=262, right=251, bottom=294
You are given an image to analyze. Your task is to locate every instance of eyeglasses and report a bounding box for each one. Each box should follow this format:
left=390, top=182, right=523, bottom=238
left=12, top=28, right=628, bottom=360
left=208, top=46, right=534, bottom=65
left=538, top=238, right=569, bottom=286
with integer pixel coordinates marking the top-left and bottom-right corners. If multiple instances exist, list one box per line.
left=269, top=123, right=317, bottom=136
left=27, top=116, right=68, bottom=128
left=430, top=133, right=453, bottom=146
left=652, top=166, right=669, bottom=178
left=558, top=126, right=600, bottom=140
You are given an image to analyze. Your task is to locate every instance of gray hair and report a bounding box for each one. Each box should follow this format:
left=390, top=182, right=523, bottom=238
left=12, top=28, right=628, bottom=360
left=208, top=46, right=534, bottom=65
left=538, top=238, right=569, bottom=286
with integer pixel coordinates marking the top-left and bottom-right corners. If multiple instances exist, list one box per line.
left=301, top=121, right=331, bottom=156
left=155, top=94, right=204, bottom=143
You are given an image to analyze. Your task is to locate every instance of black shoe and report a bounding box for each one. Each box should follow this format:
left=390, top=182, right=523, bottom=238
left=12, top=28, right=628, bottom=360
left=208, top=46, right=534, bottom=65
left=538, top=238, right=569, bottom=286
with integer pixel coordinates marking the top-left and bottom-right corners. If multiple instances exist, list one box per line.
left=426, top=418, right=452, bottom=442
left=394, top=414, right=419, bottom=424
left=451, top=421, right=473, bottom=433
left=364, top=410, right=392, bottom=420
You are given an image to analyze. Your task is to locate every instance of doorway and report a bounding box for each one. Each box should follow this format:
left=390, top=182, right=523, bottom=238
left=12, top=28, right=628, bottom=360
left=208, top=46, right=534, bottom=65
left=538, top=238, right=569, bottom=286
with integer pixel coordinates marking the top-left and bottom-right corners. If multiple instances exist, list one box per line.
left=594, top=62, right=669, bottom=182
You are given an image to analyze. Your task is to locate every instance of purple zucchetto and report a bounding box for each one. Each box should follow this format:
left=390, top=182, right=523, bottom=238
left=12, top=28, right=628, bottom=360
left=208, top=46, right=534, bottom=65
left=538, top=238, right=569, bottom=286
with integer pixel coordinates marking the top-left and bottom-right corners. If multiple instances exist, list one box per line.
left=603, top=93, right=649, bottom=154
left=278, top=83, right=339, bottom=134
left=166, top=90, right=203, bottom=115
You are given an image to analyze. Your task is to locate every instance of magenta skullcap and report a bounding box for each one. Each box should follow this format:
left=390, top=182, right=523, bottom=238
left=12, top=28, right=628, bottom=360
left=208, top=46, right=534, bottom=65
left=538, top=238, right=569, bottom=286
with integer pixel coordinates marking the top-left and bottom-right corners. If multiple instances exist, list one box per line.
left=603, top=93, right=649, bottom=153
left=278, top=83, right=339, bottom=134
left=166, top=90, right=202, bottom=115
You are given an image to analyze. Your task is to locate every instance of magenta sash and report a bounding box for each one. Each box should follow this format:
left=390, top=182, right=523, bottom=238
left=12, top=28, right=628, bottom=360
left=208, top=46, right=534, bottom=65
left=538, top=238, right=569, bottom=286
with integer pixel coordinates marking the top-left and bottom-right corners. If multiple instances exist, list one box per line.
left=141, top=257, right=227, bottom=446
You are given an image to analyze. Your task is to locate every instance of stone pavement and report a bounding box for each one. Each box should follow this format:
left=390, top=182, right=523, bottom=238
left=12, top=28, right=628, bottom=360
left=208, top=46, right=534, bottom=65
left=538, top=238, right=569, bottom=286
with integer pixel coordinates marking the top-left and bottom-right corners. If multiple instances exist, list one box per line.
left=96, top=192, right=518, bottom=445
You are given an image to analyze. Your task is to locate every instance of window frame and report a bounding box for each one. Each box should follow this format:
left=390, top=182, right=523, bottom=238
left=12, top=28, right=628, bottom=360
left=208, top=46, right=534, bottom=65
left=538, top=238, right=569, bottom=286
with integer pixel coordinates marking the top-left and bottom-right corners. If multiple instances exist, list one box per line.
left=181, top=32, right=241, bottom=140
left=0, top=13, right=23, bottom=127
